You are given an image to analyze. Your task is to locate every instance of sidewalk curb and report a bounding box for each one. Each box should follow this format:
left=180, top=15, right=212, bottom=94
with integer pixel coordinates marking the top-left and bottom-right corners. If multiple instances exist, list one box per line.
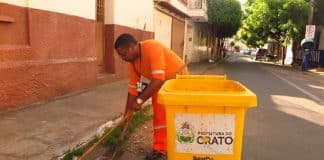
left=56, top=116, right=123, bottom=160
left=57, top=100, right=152, bottom=160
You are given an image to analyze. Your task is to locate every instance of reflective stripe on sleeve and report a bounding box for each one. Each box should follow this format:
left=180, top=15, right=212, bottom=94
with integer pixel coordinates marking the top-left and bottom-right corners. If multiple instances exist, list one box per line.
left=128, top=84, right=137, bottom=89
left=152, top=70, right=165, bottom=74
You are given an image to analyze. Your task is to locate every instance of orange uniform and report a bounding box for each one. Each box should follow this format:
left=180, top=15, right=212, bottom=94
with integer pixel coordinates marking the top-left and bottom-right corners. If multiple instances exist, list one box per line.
left=128, top=40, right=188, bottom=153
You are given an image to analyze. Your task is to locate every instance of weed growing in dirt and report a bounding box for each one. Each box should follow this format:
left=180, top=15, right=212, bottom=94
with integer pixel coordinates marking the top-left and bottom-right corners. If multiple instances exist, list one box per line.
left=104, top=105, right=152, bottom=146
left=61, top=105, right=151, bottom=160
left=62, top=136, right=99, bottom=160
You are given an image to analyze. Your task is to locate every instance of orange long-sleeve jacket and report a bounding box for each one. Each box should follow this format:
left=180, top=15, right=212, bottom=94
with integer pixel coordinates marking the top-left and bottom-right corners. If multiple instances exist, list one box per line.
left=128, top=40, right=188, bottom=95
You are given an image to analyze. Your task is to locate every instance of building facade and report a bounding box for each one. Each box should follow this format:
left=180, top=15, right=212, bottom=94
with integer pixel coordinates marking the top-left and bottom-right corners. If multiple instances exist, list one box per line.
left=154, top=0, right=209, bottom=63
left=0, top=0, right=208, bottom=110
left=0, top=1, right=98, bottom=110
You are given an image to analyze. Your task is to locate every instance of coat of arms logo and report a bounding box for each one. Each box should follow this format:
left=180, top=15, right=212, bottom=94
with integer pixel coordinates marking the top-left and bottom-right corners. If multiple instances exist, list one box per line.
left=176, top=122, right=195, bottom=143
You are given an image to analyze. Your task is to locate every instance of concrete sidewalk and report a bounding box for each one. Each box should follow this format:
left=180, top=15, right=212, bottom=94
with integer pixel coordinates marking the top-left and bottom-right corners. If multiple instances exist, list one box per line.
left=0, top=62, right=215, bottom=160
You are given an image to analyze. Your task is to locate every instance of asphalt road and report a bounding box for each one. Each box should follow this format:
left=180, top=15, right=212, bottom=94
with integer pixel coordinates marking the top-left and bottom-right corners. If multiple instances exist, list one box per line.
left=95, top=53, right=324, bottom=160
left=216, top=53, right=324, bottom=160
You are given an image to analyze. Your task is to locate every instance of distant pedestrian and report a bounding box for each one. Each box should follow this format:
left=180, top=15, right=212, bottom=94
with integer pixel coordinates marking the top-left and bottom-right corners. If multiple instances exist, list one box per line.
left=301, top=51, right=310, bottom=71
left=300, top=38, right=314, bottom=71
left=114, top=33, right=188, bottom=160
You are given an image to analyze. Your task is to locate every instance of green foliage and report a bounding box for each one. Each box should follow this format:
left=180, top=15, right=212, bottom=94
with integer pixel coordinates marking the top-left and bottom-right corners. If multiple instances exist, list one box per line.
left=230, top=41, right=235, bottom=47
left=207, top=0, right=242, bottom=38
left=103, top=105, right=151, bottom=147
left=313, top=0, right=324, bottom=25
left=234, top=45, right=240, bottom=51
left=62, top=136, right=99, bottom=160
left=207, top=0, right=242, bottom=26
left=238, top=0, right=311, bottom=47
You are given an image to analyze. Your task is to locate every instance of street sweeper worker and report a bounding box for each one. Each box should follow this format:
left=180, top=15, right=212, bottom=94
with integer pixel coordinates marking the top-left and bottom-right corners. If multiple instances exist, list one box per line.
left=114, top=33, right=188, bottom=160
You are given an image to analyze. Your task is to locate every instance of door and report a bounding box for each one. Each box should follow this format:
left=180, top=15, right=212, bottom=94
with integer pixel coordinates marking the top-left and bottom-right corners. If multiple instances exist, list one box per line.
left=171, top=18, right=185, bottom=59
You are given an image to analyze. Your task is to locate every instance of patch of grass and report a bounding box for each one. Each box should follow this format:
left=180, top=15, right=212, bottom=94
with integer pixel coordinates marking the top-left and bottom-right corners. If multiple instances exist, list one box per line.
left=103, top=105, right=152, bottom=147
left=62, top=148, right=83, bottom=160
left=61, top=105, right=151, bottom=160
left=62, top=136, right=99, bottom=160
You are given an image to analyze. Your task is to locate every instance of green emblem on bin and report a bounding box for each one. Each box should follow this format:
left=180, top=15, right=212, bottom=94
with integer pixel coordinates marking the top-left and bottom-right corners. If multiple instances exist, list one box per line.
left=176, top=122, right=195, bottom=143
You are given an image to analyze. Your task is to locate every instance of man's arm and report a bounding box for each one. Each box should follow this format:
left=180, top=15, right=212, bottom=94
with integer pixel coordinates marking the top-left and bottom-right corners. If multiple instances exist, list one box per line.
left=125, top=93, right=137, bottom=115
left=138, top=78, right=164, bottom=102
left=126, top=78, right=164, bottom=112
left=125, top=63, right=140, bottom=114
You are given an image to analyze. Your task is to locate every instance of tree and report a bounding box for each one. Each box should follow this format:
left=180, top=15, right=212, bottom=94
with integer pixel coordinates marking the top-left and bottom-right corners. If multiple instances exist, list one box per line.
left=207, top=0, right=242, bottom=38
left=312, top=0, right=324, bottom=25
left=238, top=0, right=311, bottom=63
left=230, top=41, right=235, bottom=51
left=200, top=0, right=242, bottom=60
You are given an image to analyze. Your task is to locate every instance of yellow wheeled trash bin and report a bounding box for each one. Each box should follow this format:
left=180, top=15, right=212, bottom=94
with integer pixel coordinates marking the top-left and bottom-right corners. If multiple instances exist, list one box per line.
left=176, top=74, right=227, bottom=80
left=158, top=78, right=257, bottom=160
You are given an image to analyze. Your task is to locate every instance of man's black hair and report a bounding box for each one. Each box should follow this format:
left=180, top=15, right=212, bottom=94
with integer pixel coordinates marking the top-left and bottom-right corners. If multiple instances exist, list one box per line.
left=114, top=33, right=138, bottom=49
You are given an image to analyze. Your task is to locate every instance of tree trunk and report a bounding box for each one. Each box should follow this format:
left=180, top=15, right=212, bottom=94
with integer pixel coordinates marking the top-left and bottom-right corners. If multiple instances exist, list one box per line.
left=292, top=40, right=299, bottom=65
left=216, top=38, right=220, bottom=60
left=220, top=38, right=225, bottom=59
left=209, top=35, right=214, bottom=60
left=282, top=46, right=286, bottom=65
left=206, top=34, right=211, bottom=59
left=213, top=37, right=218, bottom=60
left=212, top=37, right=215, bottom=60
left=278, top=44, right=282, bottom=64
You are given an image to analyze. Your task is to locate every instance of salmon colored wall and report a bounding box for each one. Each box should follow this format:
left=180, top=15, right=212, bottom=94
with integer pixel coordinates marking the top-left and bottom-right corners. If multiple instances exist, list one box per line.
left=0, top=2, right=154, bottom=111
left=0, top=4, right=97, bottom=111
left=0, top=3, right=29, bottom=45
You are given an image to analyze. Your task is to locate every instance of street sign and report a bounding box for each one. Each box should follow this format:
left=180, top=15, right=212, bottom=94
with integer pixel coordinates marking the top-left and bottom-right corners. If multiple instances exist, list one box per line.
left=305, top=25, right=316, bottom=39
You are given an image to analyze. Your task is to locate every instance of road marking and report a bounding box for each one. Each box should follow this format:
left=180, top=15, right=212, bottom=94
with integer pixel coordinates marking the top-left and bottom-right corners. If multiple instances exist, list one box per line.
left=269, top=70, right=322, bottom=103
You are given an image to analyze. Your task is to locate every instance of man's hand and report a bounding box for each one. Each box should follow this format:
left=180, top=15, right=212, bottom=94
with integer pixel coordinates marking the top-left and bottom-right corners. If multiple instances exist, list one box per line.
left=125, top=93, right=141, bottom=116
left=125, top=78, right=164, bottom=115
left=129, top=101, right=141, bottom=112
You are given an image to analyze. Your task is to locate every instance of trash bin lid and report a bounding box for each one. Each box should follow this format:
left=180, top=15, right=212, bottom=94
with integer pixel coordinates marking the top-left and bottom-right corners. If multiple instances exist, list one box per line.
left=301, top=38, right=314, bottom=50
left=158, top=79, right=257, bottom=107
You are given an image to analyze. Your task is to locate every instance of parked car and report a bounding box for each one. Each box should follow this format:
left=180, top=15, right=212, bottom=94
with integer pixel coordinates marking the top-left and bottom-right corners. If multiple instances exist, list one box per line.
left=265, top=54, right=278, bottom=61
left=251, top=48, right=267, bottom=60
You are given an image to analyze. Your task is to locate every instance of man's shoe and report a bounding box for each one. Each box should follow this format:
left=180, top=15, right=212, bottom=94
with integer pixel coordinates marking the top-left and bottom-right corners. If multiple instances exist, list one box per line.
left=145, top=150, right=166, bottom=160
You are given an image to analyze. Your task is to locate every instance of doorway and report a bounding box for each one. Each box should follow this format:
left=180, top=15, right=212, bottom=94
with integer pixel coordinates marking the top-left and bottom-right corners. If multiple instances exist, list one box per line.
left=171, top=18, right=185, bottom=59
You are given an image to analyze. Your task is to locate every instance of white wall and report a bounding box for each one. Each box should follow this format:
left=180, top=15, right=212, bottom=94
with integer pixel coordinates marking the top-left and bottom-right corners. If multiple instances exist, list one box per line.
left=105, top=0, right=114, bottom=24
left=0, top=0, right=27, bottom=7
left=0, top=0, right=96, bottom=20
left=154, top=9, right=172, bottom=48
left=184, top=20, right=209, bottom=63
left=109, top=0, right=154, bottom=32
left=184, top=20, right=194, bottom=62
left=28, top=0, right=96, bottom=20
left=170, top=0, right=188, bottom=15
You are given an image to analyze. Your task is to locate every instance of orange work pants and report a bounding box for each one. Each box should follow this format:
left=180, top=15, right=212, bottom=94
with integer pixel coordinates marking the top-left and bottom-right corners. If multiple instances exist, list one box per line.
left=152, top=92, right=167, bottom=153
left=151, top=68, right=188, bottom=153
